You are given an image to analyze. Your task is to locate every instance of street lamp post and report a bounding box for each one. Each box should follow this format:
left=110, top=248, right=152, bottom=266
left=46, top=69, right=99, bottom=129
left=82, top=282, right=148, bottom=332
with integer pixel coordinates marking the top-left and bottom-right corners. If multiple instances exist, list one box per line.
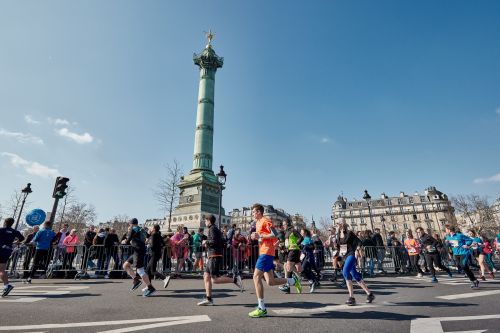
left=363, top=190, right=375, bottom=231
left=14, top=183, right=33, bottom=230
left=380, top=215, right=387, bottom=242
left=216, top=165, right=227, bottom=229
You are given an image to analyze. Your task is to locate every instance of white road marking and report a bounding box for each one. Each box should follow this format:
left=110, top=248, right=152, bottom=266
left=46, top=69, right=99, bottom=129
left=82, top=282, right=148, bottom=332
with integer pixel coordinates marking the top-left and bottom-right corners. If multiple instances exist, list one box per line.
left=273, top=303, right=379, bottom=315
left=98, top=317, right=212, bottom=333
left=436, top=289, right=500, bottom=300
left=0, top=285, right=89, bottom=303
left=0, top=315, right=211, bottom=331
left=410, top=314, right=500, bottom=333
left=0, top=297, right=45, bottom=303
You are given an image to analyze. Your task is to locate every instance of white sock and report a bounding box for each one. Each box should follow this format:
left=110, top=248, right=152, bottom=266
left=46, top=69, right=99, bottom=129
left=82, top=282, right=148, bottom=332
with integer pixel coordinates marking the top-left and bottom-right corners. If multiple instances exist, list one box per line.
left=287, top=277, right=295, bottom=285
left=258, top=298, right=266, bottom=310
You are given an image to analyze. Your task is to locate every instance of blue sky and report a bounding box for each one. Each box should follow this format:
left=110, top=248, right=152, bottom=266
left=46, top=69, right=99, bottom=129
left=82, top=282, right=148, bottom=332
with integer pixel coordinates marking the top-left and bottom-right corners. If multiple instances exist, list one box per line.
left=1, top=0, right=499, bottom=224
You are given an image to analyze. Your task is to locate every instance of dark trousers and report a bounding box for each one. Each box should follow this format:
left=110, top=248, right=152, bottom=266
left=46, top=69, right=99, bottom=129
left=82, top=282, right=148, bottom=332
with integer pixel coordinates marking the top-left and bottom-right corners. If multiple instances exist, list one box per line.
left=302, top=259, right=319, bottom=283
left=409, top=255, right=424, bottom=274
left=29, top=249, right=49, bottom=279
left=22, top=247, right=36, bottom=278
left=63, top=252, right=76, bottom=269
left=425, top=252, right=450, bottom=277
left=454, top=255, right=476, bottom=281
left=146, top=253, right=165, bottom=279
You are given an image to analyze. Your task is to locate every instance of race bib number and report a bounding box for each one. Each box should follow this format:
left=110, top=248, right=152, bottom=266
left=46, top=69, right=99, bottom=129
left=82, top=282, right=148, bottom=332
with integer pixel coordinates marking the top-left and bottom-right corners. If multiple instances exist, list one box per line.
left=409, top=247, right=417, bottom=253
left=448, top=239, right=459, bottom=248
left=340, top=244, right=348, bottom=256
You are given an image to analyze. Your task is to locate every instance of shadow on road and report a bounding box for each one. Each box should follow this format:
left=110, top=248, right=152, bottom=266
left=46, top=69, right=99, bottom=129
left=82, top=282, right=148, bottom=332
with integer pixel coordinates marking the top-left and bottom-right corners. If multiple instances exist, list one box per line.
left=276, top=310, right=429, bottom=321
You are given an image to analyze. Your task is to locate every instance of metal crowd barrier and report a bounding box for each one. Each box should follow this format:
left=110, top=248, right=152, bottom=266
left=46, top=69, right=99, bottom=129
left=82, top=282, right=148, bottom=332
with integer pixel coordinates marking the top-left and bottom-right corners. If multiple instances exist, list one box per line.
left=6, top=243, right=500, bottom=280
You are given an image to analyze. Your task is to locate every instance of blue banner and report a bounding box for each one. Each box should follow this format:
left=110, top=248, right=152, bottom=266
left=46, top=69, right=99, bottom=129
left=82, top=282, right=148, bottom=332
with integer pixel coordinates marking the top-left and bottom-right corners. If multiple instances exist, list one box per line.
left=26, top=209, right=47, bottom=226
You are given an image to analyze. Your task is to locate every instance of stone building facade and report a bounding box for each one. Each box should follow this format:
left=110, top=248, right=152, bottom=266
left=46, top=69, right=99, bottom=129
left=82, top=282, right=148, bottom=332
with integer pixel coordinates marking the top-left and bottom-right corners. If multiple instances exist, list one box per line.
left=331, top=186, right=456, bottom=240
left=229, top=205, right=305, bottom=233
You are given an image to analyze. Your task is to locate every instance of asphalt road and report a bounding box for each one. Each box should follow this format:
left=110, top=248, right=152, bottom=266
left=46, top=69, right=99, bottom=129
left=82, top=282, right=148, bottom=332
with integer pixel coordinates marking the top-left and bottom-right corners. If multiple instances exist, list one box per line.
left=1, top=273, right=499, bottom=333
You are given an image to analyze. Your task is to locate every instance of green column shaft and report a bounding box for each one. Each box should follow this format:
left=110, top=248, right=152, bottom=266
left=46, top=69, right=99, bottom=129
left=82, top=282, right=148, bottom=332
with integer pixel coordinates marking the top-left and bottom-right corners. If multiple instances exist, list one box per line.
left=192, top=68, right=215, bottom=171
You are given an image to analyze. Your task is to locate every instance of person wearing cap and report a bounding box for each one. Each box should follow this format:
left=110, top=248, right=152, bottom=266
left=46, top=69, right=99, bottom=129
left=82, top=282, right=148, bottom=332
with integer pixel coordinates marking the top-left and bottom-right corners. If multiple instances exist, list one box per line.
left=122, top=218, right=155, bottom=297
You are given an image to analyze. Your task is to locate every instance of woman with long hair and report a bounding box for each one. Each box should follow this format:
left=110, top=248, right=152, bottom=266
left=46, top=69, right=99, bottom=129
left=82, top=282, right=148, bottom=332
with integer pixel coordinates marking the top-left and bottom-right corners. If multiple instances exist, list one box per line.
left=336, top=218, right=375, bottom=306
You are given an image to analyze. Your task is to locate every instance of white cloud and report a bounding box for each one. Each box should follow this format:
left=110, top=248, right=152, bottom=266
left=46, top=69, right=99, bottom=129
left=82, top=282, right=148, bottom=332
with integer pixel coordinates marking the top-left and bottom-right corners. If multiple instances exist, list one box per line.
left=24, top=115, right=40, bottom=124
left=0, top=128, right=44, bottom=145
left=320, top=137, right=331, bottom=144
left=48, top=117, right=71, bottom=126
left=473, top=173, right=500, bottom=184
left=56, top=128, right=93, bottom=144
left=1, top=152, right=59, bottom=178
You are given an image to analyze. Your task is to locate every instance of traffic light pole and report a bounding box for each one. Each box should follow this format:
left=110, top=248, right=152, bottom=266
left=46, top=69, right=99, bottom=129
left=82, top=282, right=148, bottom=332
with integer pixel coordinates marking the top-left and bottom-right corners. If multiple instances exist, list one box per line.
left=49, top=197, right=60, bottom=225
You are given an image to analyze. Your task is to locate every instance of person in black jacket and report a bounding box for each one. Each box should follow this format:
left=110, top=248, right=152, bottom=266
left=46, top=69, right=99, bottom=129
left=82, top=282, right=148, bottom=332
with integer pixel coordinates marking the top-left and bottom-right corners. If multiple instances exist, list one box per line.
left=372, top=229, right=386, bottom=273
left=104, top=228, right=120, bottom=277
left=1, top=218, right=25, bottom=296
left=197, top=214, right=243, bottom=306
left=22, top=226, right=39, bottom=279
left=145, top=225, right=170, bottom=289
left=122, top=218, right=154, bottom=297
left=416, top=227, right=452, bottom=282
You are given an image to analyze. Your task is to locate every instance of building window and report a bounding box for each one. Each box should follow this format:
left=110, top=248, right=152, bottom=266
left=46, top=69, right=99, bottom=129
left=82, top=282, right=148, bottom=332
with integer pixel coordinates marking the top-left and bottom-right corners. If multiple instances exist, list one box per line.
left=426, top=222, right=432, bottom=229
left=397, top=198, right=402, bottom=205
left=386, top=199, right=391, bottom=205
left=420, top=196, right=426, bottom=202
left=425, top=213, right=429, bottom=219
left=403, top=223, right=408, bottom=229
left=392, top=224, right=397, bottom=230
left=409, top=197, right=414, bottom=203
left=400, top=207, right=404, bottom=213
left=413, top=214, right=417, bottom=220
left=437, top=204, right=441, bottom=210
left=422, top=204, right=427, bottom=211
left=350, top=210, right=353, bottom=216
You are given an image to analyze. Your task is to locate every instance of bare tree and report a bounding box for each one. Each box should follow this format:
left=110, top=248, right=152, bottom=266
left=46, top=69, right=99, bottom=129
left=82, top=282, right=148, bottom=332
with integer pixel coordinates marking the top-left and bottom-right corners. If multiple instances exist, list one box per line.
left=154, top=160, right=182, bottom=232
left=60, top=202, right=97, bottom=231
left=5, top=189, right=24, bottom=220
left=317, top=216, right=333, bottom=234
left=452, top=194, right=498, bottom=235
left=56, top=186, right=77, bottom=230
left=105, top=214, right=131, bottom=238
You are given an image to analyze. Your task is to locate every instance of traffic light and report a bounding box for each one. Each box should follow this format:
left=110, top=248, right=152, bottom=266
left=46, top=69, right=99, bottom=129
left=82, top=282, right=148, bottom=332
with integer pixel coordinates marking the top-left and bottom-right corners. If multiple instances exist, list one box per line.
left=52, top=176, right=70, bottom=199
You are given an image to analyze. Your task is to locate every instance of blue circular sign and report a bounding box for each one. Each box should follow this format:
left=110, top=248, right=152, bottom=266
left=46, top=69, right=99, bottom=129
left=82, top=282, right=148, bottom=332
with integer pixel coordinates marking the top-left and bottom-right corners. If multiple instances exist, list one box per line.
left=26, top=209, right=46, bottom=226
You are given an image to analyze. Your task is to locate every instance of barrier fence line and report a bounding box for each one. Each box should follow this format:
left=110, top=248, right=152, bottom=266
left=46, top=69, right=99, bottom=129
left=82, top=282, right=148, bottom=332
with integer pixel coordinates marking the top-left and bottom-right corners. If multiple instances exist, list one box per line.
left=6, top=244, right=500, bottom=280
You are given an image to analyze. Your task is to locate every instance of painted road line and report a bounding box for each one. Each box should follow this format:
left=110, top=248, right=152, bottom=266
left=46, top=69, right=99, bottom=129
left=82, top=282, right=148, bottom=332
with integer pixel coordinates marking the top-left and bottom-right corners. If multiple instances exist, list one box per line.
left=0, top=315, right=211, bottom=331
left=410, top=314, right=500, bottom=333
left=0, top=297, right=45, bottom=303
left=436, top=289, right=500, bottom=300
left=98, top=318, right=212, bottom=333
left=273, top=303, right=379, bottom=315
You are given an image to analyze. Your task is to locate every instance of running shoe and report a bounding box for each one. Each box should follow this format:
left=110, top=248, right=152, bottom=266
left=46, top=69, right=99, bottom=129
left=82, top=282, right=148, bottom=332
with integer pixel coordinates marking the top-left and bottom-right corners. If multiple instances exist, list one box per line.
left=346, top=297, right=356, bottom=306
left=22, top=278, right=32, bottom=284
left=141, top=286, right=148, bottom=292
left=279, top=284, right=290, bottom=294
left=447, top=272, right=453, bottom=278
left=489, top=272, right=495, bottom=279
left=417, top=273, right=423, bottom=278
left=163, top=275, right=171, bottom=289
left=366, top=293, right=375, bottom=303
left=480, top=275, right=486, bottom=281
left=470, top=280, right=479, bottom=289
left=1, top=284, right=14, bottom=297
left=142, top=287, right=156, bottom=297
left=275, top=271, right=283, bottom=278
left=130, top=277, right=142, bottom=291
left=309, top=282, right=318, bottom=293
left=431, top=276, right=438, bottom=283
left=197, top=297, right=214, bottom=306
left=291, top=271, right=302, bottom=294
left=248, top=307, right=267, bottom=318
left=234, top=275, right=244, bottom=292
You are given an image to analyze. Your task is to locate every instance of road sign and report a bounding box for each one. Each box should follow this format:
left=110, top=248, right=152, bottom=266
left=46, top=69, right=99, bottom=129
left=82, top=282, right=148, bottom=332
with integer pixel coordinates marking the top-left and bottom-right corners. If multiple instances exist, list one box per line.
left=25, top=209, right=46, bottom=226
